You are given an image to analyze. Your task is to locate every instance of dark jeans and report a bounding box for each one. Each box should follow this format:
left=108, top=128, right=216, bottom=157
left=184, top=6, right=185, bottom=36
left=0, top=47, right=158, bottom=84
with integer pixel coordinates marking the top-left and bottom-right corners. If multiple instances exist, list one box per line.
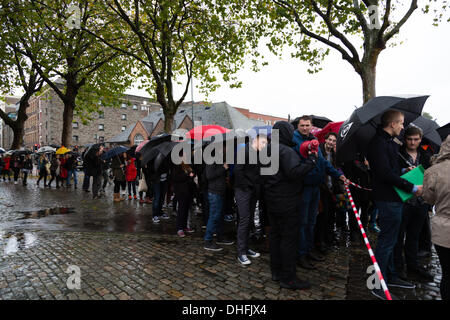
left=201, top=186, right=210, bottom=226
left=394, top=203, right=428, bottom=270
left=2, top=169, right=11, bottom=180
left=22, top=170, right=29, bottom=185
left=204, top=192, right=225, bottom=241
left=37, top=171, right=47, bottom=185
left=268, top=205, right=301, bottom=283
left=298, top=186, right=320, bottom=257
left=435, top=244, right=450, bottom=300
left=92, top=175, right=101, bottom=197
left=12, top=168, right=20, bottom=182
left=48, top=173, right=60, bottom=187
left=152, top=180, right=168, bottom=218
left=314, top=188, right=334, bottom=246
left=114, top=180, right=126, bottom=193
left=175, top=188, right=193, bottom=231
left=419, top=212, right=433, bottom=252
left=82, top=171, right=91, bottom=191
left=66, top=169, right=78, bottom=186
left=235, top=187, right=258, bottom=256
left=127, top=181, right=136, bottom=196
left=374, top=201, right=404, bottom=282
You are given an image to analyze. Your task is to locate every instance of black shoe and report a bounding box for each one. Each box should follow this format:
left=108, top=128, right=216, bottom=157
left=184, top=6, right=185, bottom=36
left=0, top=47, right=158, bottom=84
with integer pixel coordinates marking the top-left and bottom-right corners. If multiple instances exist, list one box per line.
left=417, top=250, right=432, bottom=258
left=280, top=278, right=311, bottom=290
left=216, top=238, right=234, bottom=245
left=308, top=252, right=325, bottom=262
left=271, top=273, right=281, bottom=282
left=387, top=278, right=415, bottom=289
left=371, top=288, right=399, bottom=300
left=298, top=256, right=316, bottom=270
left=408, top=266, right=434, bottom=281
left=204, top=241, right=223, bottom=252
left=83, top=189, right=90, bottom=192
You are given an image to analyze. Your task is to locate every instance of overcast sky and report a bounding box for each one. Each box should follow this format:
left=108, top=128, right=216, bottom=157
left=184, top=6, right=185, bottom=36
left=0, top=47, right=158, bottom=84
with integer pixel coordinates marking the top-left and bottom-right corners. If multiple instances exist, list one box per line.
left=128, top=9, right=450, bottom=127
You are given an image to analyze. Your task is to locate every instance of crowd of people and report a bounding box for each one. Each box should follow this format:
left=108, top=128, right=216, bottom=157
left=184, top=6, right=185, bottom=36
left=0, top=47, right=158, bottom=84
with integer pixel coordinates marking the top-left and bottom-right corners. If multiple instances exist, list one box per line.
left=0, top=111, right=449, bottom=300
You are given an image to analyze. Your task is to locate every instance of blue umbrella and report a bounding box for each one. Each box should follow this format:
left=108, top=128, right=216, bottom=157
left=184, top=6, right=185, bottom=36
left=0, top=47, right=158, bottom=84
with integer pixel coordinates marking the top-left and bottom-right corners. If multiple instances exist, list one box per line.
left=247, top=125, right=272, bottom=139
left=101, top=146, right=129, bottom=160
left=0, top=147, right=5, bottom=154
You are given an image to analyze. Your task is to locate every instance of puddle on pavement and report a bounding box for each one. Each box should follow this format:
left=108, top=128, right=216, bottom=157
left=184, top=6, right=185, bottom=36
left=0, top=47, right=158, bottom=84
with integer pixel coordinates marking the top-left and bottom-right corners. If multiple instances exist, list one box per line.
left=17, top=207, right=76, bottom=220
left=1, top=231, right=37, bottom=255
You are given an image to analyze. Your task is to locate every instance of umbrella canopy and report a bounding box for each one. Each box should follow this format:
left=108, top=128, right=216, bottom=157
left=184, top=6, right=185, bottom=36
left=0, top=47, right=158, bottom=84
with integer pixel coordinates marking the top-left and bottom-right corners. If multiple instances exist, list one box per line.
left=314, top=121, right=344, bottom=144
left=4, top=150, right=14, bottom=156
left=49, top=144, right=60, bottom=149
left=0, top=147, right=5, bottom=154
left=336, top=95, right=429, bottom=163
left=142, top=141, right=178, bottom=167
left=291, top=115, right=332, bottom=129
left=139, top=133, right=173, bottom=156
left=37, top=146, right=56, bottom=154
left=101, top=146, right=129, bottom=160
left=437, top=123, right=450, bottom=141
left=12, top=149, right=33, bottom=156
left=186, top=125, right=230, bottom=140
left=55, top=146, right=71, bottom=155
left=192, top=130, right=247, bottom=150
left=409, top=116, right=442, bottom=147
left=247, top=125, right=272, bottom=139
left=136, top=140, right=150, bottom=153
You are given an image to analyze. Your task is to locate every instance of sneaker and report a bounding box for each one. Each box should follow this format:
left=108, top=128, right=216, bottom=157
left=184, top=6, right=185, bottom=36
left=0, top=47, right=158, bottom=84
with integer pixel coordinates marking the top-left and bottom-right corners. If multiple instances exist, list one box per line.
left=238, top=255, right=251, bottom=265
left=387, top=278, right=415, bottom=289
left=204, top=241, right=223, bottom=252
left=152, top=216, right=160, bottom=224
left=224, top=214, right=234, bottom=222
left=216, top=238, right=234, bottom=245
left=369, top=224, right=381, bottom=233
left=160, top=213, right=170, bottom=220
left=246, top=249, right=260, bottom=258
left=271, top=273, right=281, bottom=282
left=128, top=195, right=132, bottom=200
left=184, top=228, right=195, bottom=234
left=133, top=195, right=137, bottom=200
left=139, top=199, right=145, bottom=204
left=201, top=225, right=206, bottom=230
left=407, top=266, right=434, bottom=281
left=371, top=288, right=399, bottom=300
left=177, top=230, right=185, bottom=238
left=280, top=278, right=311, bottom=290
left=14, top=181, right=18, bottom=185
left=145, top=198, right=152, bottom=204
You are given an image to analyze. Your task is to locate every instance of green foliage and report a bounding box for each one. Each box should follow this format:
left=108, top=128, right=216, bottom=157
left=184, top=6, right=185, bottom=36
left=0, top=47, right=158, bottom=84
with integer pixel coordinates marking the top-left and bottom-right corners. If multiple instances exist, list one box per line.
left=424, top=0, right=450, bottom=25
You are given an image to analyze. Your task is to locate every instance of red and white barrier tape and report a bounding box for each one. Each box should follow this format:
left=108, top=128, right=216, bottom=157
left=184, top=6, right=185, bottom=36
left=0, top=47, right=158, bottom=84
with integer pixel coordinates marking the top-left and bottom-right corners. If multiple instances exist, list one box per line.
left=344, top=182, right=392, bottom=300
left=346, top=180, right=372, bottom=191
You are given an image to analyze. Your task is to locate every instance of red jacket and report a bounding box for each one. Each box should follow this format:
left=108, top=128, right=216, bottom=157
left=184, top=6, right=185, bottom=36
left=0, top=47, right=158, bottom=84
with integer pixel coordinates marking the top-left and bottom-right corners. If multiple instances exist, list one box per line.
left=126, top=158, right=137, bottom=182
left=4, top=157, right=10, bottom=170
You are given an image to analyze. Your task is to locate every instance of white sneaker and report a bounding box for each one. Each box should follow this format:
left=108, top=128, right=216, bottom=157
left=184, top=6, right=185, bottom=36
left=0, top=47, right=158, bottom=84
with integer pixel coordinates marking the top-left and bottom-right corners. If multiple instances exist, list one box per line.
left=160, top=213, right=170, bottom=220
left=238, top=255, right=251, bottom=265
left=247, top=249, right=261, bottom=258
left=152, top=216, right=160, bottom=224
left=14, top=181, right=18, bottom=185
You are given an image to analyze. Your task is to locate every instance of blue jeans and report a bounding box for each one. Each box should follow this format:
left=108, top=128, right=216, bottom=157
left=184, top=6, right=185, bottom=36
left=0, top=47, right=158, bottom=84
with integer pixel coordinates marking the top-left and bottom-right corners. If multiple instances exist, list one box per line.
left=204, top=192, right=224, bottom=241
left=374, top=201, right=404, bottom=282
left=67, top=169, right=78, bottom=186
left=152, top=180, right=167, bottom=218
left=298, top=186, right=320, bottom=257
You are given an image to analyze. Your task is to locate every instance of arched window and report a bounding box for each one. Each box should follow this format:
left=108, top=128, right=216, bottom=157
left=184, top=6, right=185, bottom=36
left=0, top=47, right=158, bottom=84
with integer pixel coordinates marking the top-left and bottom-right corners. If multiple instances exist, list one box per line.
left=134, top=134, right=144, bottom=145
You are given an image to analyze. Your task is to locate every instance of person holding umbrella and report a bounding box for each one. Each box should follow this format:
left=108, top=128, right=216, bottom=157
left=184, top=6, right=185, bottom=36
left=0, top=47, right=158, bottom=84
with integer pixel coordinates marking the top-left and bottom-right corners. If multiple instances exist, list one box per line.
left=48, top=154, right=61, bottom=188
left=111, top=153, right=127, bottom=202
left=36, top=154, right=49, bottom=187
left=83, top=145, right=104, bottom=199
left=11, top=155, right=22, bottom=185
left=2, top=153, right=11, bottom=181
left=125, top=155, right=138, bottom=200
left=366, top=110, right=423, bottom=300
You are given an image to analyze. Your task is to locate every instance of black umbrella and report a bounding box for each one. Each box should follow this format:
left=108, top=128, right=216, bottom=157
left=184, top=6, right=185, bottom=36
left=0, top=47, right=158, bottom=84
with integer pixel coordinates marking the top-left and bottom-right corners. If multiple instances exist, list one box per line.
left=101, top=146, right=129, bottom=160
left=152, top=142, right=179, bottom=171
left=437, top=123, right=450, bottom=141
left=85, top=143, right=103, bottom=158
left=291, top=115, right=332, bottom=129
left=49, top=144, right=60, bottom=149
left=139, top=134, right=173, bottom=165
left=408, top=116, right=442, bottom=147
left=12, top=150, right=32, bottom=156
left=336, top=95, right=429, bottom=163
left=127, top=145, right=137, bottom=158
left=193, top=130, right=247, bottom=150
left=141, top=141, right=178, bottom=167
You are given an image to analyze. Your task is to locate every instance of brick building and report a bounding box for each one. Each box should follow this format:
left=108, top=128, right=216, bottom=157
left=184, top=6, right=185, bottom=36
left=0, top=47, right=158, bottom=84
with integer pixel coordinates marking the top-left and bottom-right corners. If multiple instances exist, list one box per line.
left=234, top=107, right=288, bottom=126
left=23, top=82, right=159, bottom=149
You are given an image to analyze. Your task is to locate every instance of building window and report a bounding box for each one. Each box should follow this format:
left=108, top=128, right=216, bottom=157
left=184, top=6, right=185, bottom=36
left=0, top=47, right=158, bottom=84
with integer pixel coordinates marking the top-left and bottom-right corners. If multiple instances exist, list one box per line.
left=122, top=114, right=127, bottom=120
left=121, top=126, right=126, bottom=132
left=72, top=122, right=78, bottom=128
left=132, top=104, right=138, bottom=110
left=134, top=134, right=144, bottom=145
left=141, top=106, right=148, bottom=111
left=73, top=135, right=79, bottom=142
left=99, top=112, right=104, bottom=119
left=99, top=124, right=104, bottom=131
left=99, top=136, right=104, bottom=143
left=121, top=103, right=127, bottom=109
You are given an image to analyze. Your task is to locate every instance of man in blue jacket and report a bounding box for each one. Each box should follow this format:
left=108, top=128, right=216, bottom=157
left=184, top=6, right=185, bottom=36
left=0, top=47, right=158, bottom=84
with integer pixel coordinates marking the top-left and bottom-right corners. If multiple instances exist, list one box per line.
left=366, top=110, right=423, bottom=300
left=292, top=115, right=346, bottom=270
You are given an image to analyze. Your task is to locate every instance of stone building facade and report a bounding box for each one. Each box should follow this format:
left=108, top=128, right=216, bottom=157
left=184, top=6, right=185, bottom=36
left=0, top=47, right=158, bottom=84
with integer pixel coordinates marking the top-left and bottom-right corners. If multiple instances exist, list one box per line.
left=23, top=83, right=160, bottom=149
left=234, top=107, right=287, bottom=126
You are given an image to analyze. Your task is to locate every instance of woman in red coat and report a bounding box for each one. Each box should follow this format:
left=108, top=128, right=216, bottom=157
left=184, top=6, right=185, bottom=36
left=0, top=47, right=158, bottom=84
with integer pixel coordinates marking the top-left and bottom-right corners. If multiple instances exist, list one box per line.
left=2, top=155, right=11, bottom=181
left=59, top=156, right=68, bottom=182
left=126, top=157, right=138, bottom=200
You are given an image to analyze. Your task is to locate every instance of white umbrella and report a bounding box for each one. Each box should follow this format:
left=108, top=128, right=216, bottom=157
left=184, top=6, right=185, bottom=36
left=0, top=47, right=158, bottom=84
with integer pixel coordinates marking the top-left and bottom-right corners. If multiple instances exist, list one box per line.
left=37, top=146, right=56, bottom=154
left=0, top=147, right=5, bottom=154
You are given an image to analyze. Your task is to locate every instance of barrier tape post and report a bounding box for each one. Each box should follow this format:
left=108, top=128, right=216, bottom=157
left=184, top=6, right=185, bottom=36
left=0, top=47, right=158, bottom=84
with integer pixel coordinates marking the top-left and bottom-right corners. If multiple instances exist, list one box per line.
left=344, top=181, right=392, bottom=300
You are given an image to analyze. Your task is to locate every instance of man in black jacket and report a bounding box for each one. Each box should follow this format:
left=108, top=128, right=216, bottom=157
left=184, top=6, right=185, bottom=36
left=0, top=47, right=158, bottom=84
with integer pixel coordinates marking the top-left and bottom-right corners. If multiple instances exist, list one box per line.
left=263, top=121, right=317, bottom=290
left=366, top=110, right=423, bottom=300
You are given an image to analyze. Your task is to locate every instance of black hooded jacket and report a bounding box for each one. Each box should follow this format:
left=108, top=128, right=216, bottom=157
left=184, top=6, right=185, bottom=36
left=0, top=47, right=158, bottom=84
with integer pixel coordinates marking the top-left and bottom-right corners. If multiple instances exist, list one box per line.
left=263, top=121, right=317, bottom=213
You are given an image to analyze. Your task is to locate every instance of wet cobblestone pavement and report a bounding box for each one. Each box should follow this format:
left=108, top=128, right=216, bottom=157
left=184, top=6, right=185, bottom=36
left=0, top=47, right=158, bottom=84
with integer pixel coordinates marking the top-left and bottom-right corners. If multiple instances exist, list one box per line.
left=0, top=177, right=442, bottom=300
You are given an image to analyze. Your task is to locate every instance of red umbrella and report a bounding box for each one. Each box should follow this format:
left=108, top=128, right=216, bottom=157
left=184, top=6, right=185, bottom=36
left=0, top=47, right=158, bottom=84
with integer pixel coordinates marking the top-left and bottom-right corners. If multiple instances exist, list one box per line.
left=136, top=140, right=149, bottom=153
left=314, top=121, right=344, bottom=144
left=186, top=125, right=230, bottom=140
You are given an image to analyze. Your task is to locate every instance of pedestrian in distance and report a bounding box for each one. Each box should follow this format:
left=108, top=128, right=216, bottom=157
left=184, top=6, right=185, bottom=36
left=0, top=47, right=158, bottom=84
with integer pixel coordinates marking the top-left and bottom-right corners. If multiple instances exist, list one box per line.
left=111, top=153, right=127, bottom=202
left=36, top=154, right=49, bottom=187
left=126, top=156, right=138, bottom=200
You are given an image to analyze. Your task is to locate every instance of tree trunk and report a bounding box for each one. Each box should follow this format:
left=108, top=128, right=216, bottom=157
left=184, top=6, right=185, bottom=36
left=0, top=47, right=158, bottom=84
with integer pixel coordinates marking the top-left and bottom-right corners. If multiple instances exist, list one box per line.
left=360, top=50, right=380, bottom=104
left=61, top=92, right=77, bottom=148
left=10, top=124, right=25, bottom=150
left=163, top=109, right=175, bottom=133
left=10, top=98, right=30, bottom=150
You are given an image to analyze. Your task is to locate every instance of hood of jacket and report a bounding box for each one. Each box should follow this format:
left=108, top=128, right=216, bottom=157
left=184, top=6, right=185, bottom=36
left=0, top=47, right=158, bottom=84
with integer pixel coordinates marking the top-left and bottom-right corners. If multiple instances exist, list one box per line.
left=273, top=121, right=295, bottom=147
left=431, top=135, right=450, bottom=165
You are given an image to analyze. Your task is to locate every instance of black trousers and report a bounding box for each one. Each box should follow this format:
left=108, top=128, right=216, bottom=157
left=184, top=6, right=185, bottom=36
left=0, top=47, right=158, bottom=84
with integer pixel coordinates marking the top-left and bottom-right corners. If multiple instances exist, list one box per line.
left=419, top=212, right=433, bottom=252
left=127, top=181, right=136, bottom=196
left=114, top=180, right=126, bottom=193
left=268, top=205, right=301, bottom=283
left=48, top=173, right=60, bottom=187
left=12, top=168, right=20, bottom=181
left=235, top=187, right=258, bottom=256
left=394, top=203, right=428, bottom=270
left=314, top=188, right=334, bottom=247
left=37, top=171, right=47, bottom=185
left=2, top=169, right=11, bottom=180
left=92, top=175, right=102, bottom=197
left=435, top=244, right=450, bottom=300
left=175, top=188, right=193, bottom=231
left=22, top=171, right=29, bottom=185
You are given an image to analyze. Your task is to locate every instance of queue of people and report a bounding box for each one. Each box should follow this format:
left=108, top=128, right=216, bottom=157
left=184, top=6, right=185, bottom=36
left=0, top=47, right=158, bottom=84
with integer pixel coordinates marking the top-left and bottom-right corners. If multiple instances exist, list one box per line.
left=0, top=111, right=448, bottom=300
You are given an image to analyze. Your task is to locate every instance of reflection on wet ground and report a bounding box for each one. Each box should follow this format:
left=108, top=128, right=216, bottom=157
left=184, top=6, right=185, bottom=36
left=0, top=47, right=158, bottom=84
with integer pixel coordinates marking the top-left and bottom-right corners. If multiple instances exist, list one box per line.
left=1, top=231, right=38, bottom=255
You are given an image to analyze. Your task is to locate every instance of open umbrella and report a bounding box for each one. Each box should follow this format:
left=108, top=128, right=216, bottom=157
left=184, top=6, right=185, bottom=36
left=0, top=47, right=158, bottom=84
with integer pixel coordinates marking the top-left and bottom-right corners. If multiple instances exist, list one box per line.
left=141, top=141, right=178, bottom=167
left=55, top=146, right=71, bottom=155
left=437, top=123, right=450, bottom=141
left=152, top=141, right=179, bottom=171
left=247, top=125, right=272, bottom=139
left=186, top=125, right=230, bottom=140
left=314, top=121, right=344, bottom=144
left=409, top=116, right=442, bottom=147
left=291, top=115, right=332, bottom=129
left=192, top=130, right=247, bottom=150
left=136, top=140, right=150, bottom=153
left=12, top=149, right=33, bottom=156
left=336, top=95, right=429, bottom=163
left=37, top=146, right=56, bottom=154
left=139, top=133, right=172, bottom=156
left=101, top=146, right=129, bottom=160
left=0, top=147, right=5, bottom=154
left=49, top=144, right=60, bottom=149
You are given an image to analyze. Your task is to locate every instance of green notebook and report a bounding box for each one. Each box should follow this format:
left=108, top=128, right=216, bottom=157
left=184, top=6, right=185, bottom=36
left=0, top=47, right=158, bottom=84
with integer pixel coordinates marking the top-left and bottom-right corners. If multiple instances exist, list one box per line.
left=394, top=165, right=425, bottom=202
